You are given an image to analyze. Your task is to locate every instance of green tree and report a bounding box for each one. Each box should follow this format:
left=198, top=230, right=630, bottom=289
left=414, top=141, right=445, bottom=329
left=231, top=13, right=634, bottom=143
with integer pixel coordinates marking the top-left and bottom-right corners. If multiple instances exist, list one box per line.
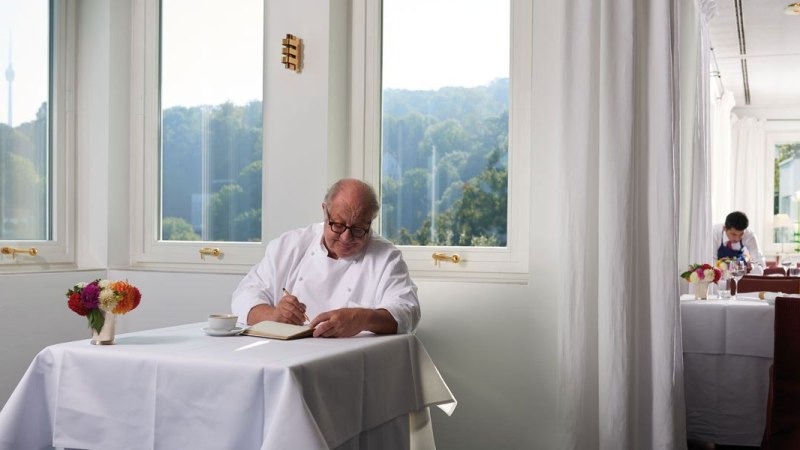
left=161, top=101, right=263, bottom=242
left=436, top=149, right=508, bottom=246
left=162, top=217, right=201, bottom=241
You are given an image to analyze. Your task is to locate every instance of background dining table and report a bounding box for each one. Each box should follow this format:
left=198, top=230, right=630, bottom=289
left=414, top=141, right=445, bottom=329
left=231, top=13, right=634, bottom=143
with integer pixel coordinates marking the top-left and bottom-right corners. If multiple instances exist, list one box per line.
left=681, top=295, right=773, bottom=447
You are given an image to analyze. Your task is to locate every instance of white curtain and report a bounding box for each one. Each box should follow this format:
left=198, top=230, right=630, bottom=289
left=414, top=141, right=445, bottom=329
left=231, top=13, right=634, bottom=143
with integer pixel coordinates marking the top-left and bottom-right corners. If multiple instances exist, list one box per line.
left=684, top=0, right=716, bottom=269
left=554, top=0, right=686, bottom=448
left=730, top=115, right=769, bottom=244
left=709, top=91, right=736, bottom=224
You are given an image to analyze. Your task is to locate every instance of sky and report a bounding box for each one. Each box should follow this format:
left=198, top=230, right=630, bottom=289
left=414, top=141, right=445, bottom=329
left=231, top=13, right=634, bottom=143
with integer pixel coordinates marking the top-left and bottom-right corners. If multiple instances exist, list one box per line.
left=382, top=0, right=509, bottom=91
left=161, top=0, right=263, bottom=109
left=0, top=0, right=49, bottom=126
left=1, top=0, right=509, bottom=125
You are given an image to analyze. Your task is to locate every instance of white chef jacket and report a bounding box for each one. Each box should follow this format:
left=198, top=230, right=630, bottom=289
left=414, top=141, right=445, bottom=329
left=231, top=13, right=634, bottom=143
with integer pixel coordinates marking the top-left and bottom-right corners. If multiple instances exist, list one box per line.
left=711, top=223, right=766, bottom=266
left=231, top=222, right=420, bottom=333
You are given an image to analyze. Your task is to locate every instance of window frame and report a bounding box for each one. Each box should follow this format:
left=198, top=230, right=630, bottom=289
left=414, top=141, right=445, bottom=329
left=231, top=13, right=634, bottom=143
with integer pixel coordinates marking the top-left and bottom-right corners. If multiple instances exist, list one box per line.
left=130, top=0, right=268, bottom=272
left=349, top=0, right=531, bottom=279
left=0, top=0, right=76, bottom=270
left=765, top=123, right=800, bottom=255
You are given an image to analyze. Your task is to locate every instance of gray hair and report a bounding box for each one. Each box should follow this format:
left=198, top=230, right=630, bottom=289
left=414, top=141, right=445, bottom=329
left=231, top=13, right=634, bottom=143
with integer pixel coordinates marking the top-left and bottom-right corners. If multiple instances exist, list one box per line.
left=324, top=178, right=380, bottom=220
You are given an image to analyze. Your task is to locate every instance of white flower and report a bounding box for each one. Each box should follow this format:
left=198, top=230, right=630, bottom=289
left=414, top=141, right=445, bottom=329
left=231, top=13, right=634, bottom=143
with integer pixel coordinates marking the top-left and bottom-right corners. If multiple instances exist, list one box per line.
left=689, top=272, right=699, bottom=282
left=98, top=279, right=112, bottom=289
left=98, top=287, right=119, bottom=312
left=76, top=282, right=87, bottom=289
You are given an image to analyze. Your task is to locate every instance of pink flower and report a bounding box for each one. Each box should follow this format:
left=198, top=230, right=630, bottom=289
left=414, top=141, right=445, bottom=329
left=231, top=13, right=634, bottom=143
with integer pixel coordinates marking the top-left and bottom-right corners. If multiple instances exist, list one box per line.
left=695, top=268, right=705, bottom=280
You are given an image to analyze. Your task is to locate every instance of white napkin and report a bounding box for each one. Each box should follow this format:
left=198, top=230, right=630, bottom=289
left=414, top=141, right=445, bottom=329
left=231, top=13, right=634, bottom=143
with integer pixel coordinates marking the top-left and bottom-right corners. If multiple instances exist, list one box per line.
left=737, top=292, right=800, bottom=304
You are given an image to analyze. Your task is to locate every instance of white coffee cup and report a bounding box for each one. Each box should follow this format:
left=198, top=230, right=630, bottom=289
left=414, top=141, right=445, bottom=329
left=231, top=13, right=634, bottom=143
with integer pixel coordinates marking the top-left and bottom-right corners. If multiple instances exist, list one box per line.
left=208, top=314, right=238, bottom=331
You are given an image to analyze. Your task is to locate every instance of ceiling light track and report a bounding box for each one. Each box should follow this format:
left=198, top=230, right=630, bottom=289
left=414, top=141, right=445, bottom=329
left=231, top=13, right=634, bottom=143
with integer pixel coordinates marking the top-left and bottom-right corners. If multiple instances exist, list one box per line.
left=734, top=0, right=751, bottom=105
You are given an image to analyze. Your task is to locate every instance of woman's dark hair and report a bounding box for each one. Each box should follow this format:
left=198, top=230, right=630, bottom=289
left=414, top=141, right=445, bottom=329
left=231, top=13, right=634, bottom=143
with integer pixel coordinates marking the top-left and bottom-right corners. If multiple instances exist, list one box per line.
left=724, top=211, right=749, bottom=231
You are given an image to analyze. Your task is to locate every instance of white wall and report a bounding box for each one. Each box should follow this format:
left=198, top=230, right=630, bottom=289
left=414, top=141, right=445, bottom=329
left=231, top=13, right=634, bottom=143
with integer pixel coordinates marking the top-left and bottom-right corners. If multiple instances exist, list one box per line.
left=0, top=1, right=566, bottom=449
left=0, top=270, right=105, bottom=405
left=733, top=105, right=800, bottom=121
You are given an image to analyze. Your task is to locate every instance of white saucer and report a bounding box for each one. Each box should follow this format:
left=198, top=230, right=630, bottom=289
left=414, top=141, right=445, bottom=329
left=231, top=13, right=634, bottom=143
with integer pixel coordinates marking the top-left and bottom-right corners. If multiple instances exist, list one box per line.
left=201, top=326, right=245, bottom=337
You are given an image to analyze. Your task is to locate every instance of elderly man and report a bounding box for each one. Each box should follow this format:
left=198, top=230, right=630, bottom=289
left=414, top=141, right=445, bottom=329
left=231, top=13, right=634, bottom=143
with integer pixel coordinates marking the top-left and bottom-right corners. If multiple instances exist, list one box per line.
left=231, top=178, right=419, bottom=337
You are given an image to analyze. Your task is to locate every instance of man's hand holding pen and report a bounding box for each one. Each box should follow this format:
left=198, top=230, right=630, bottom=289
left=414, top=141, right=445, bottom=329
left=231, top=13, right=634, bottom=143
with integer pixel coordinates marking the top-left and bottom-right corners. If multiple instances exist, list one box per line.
left=271, top=288, right=308, bottom=325
left=245, top=288, right=398, bottom=337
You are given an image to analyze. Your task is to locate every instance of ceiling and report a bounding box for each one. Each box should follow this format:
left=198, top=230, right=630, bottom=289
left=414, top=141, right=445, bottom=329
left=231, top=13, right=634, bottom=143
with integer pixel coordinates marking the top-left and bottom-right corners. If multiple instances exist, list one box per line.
left=708, top=0, right=800, bottom=110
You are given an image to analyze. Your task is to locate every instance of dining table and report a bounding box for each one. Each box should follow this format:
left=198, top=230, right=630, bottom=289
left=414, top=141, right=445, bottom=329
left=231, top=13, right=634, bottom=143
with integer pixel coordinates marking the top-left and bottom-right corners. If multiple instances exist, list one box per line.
left=681, top=295, right=774, bottom=447
left=0, top=322, right=456, bottom=450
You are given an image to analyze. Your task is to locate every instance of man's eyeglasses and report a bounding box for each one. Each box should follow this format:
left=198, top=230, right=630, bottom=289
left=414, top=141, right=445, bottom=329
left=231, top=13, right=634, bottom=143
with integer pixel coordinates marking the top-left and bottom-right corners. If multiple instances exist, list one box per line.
left=326, top=209, right=371, bottom=239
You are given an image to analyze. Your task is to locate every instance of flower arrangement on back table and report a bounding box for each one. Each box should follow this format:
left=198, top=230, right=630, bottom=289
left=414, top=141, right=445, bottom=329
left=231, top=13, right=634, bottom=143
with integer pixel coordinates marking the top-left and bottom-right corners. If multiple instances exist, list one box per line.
left=66, top=280, right=142, bottom=333
left=680, top=263, right=722, bottom=284
left=714, top=257, right=736, bottom=277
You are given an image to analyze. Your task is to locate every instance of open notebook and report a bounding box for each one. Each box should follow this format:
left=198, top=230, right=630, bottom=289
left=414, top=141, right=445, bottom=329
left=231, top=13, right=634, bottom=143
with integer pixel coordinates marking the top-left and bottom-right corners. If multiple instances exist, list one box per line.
left=241, top=320, right=314, bottom=340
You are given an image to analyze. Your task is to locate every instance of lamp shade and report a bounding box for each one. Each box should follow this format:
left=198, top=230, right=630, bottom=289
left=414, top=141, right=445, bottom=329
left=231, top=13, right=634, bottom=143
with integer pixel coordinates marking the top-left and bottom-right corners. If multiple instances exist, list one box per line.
left=774, top=213, right=792, bottom=228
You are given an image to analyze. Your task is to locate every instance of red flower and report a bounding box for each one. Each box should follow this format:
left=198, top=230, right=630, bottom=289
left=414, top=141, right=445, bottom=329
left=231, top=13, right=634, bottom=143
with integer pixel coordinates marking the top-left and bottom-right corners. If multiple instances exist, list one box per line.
left=68, top=292, right=89, bottom=316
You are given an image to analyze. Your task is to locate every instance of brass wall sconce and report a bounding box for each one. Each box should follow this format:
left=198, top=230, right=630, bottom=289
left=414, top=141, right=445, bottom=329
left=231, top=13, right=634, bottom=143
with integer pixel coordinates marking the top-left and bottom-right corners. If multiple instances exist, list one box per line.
left=282, top=34, right=302, bottom=73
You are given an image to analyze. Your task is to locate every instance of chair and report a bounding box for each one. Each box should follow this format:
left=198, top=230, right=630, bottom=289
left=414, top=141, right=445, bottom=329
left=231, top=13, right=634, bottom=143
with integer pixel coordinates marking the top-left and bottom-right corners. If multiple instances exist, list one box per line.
left=767, top=261, right=779, bottom=269
left=764, top=267, right=788, bottom=277
left=761, top=297, right=800, bottom=449
left=736, top=276, right=800, bottom=295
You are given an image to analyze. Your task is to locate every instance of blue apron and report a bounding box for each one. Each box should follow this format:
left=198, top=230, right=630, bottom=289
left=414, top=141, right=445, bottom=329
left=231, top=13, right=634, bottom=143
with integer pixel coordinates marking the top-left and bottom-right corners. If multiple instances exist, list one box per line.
left=717, top=230, right=746, bottom=261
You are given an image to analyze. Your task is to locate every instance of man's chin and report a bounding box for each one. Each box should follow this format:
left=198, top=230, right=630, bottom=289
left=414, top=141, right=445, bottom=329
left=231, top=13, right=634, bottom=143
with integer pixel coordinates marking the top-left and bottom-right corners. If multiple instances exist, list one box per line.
left=335, top=245, right=361, bottom=259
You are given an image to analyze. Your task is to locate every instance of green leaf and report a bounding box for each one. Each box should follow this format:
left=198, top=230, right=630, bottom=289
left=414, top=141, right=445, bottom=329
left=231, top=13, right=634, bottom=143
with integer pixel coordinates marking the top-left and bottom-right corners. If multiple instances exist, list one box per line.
left=87, top=309, right=105, bottom=334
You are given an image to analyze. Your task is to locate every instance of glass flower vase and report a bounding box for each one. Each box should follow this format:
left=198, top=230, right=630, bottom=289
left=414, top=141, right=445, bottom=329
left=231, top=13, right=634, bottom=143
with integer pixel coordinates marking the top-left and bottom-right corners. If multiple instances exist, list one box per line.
left=91, top=311, right=117, bottom=345
left=693, top=281, right=710, bottom=300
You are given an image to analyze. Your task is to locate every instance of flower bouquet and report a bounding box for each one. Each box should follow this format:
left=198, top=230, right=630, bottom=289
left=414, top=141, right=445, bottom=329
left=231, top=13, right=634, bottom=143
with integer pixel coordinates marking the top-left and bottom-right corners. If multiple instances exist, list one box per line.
left=715, top=257, right=736, bottom=275
left=680, top=263, right=722, bottom=299
left=66, top=279, right=141, bottom=334
left=680, top=263, right=723, bottom=284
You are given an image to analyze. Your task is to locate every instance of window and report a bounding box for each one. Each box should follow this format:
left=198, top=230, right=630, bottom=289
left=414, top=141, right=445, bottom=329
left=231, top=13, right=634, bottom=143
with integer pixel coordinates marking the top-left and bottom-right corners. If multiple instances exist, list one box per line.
left=770, top=131, right=800, bottom=253
left=0, top=0, right=74, bottom=267
left=160, top=0, right=263, bottom=243
left=381, top=0, right=510, bottom=248
left=351, top=0, right=531, bottom=277
left=133, top=0, right=265, bottom=269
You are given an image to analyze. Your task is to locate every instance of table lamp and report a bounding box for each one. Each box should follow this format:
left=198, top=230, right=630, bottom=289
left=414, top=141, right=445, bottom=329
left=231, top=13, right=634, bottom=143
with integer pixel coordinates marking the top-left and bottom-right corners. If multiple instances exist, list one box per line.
left=774, top=213, right=793, bottom=259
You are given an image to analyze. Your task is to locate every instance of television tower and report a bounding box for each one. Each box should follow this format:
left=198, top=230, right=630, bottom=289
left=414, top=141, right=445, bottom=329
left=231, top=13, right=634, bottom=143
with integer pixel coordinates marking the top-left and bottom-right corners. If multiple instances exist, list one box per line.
left=5, top=36, right=14, bottom=127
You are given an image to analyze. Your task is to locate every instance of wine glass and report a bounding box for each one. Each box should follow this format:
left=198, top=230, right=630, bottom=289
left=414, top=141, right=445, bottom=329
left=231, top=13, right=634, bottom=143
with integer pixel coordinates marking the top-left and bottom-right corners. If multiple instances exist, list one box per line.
left=718, top=268, right=733, bottom=298
left=782, top=257, right=793, bottom=274
left=730, top=261, right=746, bottom=298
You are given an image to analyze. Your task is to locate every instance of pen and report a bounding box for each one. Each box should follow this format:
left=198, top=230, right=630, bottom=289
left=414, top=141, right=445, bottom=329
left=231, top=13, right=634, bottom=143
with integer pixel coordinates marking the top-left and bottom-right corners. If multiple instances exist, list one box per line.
left=282, top=287, right=309, bottom=323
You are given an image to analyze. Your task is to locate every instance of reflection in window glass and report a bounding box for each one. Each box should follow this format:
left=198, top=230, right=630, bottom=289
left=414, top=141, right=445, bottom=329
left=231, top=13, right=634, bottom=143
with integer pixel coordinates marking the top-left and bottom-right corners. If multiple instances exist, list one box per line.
left=0, top=0, right=50, bottom=240
left=774, top=141, right=800, bottom=246
left=380, top=0, right=510, bottom=247
left=160, top=0, right=263, bottom=242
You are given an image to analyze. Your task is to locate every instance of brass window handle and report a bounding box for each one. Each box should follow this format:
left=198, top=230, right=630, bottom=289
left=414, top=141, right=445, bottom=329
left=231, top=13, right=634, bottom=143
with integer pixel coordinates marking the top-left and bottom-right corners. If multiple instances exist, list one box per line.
left=1, top=247, right=38, bottom=259
left=199, top=247, right=222, bottom=259
left=432, top=252, right=461, bottom=266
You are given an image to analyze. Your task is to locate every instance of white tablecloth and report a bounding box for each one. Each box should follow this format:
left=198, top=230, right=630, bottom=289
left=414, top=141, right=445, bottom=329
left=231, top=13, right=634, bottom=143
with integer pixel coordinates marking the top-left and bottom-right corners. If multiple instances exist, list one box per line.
left=0, top=323, right=456, bottom=450
left=681, top=297, right=774, bottom=446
